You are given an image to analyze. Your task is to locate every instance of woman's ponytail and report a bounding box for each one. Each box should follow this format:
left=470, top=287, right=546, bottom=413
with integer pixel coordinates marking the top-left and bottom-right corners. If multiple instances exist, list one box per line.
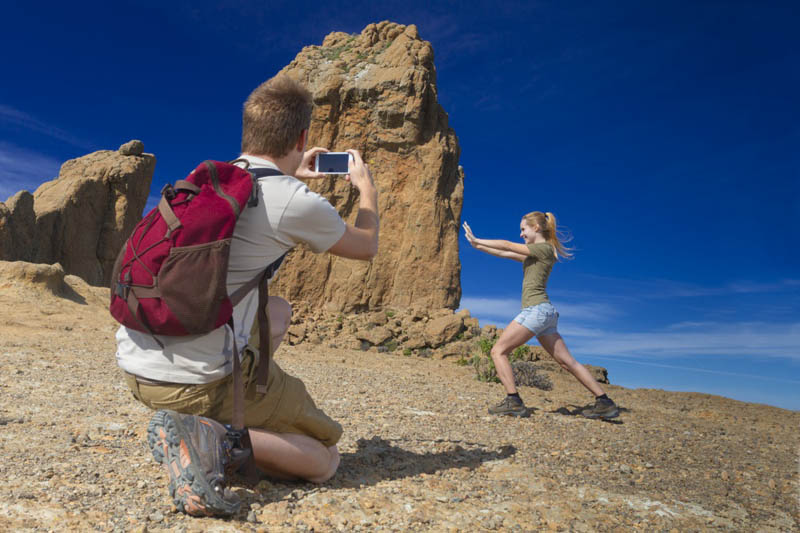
left=524, top=211, right=574, bottom=260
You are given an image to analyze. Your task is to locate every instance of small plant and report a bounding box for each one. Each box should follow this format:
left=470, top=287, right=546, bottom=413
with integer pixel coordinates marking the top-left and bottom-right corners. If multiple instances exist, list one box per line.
left=473, top=355, right=499, bottom=383
left=384, top=340, right=398, bottom=352
left=403, top=348, right=412, bottom=356
left=511, top=345, right=531, bottom=362
left=477, top=337, right=496, bottom=357
left=385, top=310, right=395, bottom=318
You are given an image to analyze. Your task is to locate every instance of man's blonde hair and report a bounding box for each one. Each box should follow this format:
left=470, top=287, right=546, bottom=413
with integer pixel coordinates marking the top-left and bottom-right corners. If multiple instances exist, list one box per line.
left=241, top=75, right=313, bottom=157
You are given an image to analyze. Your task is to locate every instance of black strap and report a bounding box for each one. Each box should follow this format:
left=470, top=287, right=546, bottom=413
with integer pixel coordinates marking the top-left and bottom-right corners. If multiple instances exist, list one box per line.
left=249, top=168, right=284, bottom=179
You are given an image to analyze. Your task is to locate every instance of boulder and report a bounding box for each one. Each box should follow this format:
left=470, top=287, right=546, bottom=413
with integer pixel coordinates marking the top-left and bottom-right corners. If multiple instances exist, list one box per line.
left=0, top=143, right=155, bottom=286
left=355, top=326, right=393, bottom=346
left=424, top=313, right=464, bottom=348
left=271, top=21, right=464, bottom=314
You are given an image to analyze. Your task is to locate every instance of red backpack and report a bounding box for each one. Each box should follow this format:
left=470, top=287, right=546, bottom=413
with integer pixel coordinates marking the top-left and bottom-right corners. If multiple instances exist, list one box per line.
left=110, top=160, right=283, bottom=429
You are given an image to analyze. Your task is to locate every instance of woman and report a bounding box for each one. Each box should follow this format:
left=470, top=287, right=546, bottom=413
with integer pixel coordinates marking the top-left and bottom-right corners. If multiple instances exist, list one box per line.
left=463, top=212, right=619, bottom=419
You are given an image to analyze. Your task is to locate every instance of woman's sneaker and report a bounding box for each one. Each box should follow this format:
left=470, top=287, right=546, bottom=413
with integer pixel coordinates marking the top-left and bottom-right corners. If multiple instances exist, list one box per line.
left=581, top=397, right=620, bottom=420
left=488, top=396, right=529, bottom=417
left=147, top=410, right=242, bottom=517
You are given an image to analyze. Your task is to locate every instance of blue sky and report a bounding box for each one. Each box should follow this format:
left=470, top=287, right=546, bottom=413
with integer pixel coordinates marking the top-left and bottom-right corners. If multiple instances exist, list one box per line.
left=1, top=1, right=798, bottom=409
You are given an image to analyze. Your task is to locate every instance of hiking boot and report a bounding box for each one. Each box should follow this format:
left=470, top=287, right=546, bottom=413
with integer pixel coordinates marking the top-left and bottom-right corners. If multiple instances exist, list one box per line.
left=581, top=397, right=620, bottom=420
left=488, top=396, right=529, bottom=417
left=147, top=410, right=243, bottom=517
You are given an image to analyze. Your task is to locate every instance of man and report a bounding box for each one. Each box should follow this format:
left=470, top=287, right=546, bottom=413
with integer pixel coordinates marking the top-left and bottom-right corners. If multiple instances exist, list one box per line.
left=115, top=75, right=379, bottom=514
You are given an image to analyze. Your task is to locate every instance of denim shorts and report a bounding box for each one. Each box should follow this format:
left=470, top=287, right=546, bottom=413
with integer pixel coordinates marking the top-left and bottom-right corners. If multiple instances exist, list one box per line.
left=514, top=302, right=559, bottom=337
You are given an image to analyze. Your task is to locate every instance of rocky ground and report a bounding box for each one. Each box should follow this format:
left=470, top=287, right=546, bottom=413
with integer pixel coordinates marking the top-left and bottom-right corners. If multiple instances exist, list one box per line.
left=0, top=268, right=798, bottom=532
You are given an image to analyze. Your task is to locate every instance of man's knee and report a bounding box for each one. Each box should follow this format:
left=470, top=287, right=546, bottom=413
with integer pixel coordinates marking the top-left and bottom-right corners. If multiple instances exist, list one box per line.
left=269, top=296, right=292, bottom=332
left=307, top=446, right=340, bottom=484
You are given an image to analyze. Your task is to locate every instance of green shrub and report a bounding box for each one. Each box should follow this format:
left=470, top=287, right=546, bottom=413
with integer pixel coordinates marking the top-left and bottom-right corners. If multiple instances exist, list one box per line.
left=384, top=340, right=398, bottom=352
left=473, top=355, right=499, bottom=383
left=402, top=348, right=412, bottom=356
left=385, top=310, right=395, bottom=318
left=511, top=345, right=531, bottom=362
left=477, top=337, right=496, bottom=356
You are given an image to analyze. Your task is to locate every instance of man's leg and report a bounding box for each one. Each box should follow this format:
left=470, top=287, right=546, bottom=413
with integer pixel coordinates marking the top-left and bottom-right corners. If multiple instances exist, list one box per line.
left=247, top=429, right=340, bottom=483
left=268, top=296, right=292, bottom=353
left=244, top=296, right=342, bottom=482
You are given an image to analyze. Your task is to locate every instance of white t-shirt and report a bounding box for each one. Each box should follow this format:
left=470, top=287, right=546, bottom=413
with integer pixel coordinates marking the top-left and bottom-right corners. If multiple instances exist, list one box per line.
left=115, top=155, right=346, bottom=383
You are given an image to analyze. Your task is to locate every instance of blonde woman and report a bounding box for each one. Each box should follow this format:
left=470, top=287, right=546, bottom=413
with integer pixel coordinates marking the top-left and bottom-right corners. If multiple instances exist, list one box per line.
left=463, top=212, right=619, bottom=419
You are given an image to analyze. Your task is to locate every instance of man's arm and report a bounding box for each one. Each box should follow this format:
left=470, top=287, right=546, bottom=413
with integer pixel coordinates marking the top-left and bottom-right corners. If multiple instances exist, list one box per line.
left=327, top=150, right=379, bottom=260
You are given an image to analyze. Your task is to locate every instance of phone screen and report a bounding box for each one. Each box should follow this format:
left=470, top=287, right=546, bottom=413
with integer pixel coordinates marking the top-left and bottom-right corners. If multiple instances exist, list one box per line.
left=316, top=152, right=350, bottom=174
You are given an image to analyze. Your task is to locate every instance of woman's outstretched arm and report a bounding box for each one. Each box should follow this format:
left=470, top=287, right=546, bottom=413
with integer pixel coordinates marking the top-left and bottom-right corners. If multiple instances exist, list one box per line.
left=463, top=221, right=529, bottom=262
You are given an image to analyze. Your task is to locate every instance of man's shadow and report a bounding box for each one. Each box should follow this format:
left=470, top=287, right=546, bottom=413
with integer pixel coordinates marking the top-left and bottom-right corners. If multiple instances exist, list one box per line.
left=332, top=436, right=516, bottom=488
left=235, top=436, right=516, bottom=512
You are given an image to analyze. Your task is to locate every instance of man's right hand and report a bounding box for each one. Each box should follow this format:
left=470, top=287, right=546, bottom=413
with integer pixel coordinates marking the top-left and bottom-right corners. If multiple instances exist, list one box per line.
left=327, top=149, right=379, bottom=261
left=345, top=149, right=376, bottom=196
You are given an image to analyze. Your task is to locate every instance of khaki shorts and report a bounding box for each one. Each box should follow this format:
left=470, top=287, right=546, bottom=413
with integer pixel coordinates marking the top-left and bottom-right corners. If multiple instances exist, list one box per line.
left=123, top=347, right=342, bottom=447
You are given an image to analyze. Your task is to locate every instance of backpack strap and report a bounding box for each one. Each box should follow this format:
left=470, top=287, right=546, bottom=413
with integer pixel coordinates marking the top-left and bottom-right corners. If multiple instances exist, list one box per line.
left=249, top=167, right=284, bottom=179
left=220, top=164, right=286, bottom=431
left=228, top=253, right=287, bottom=430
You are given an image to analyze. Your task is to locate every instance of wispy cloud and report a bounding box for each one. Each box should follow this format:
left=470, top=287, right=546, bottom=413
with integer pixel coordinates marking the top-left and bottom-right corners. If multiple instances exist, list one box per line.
left=459, top=295, right=799, bottom=360
left=459, top=296, right=618, bottom=326
left=563, top=321, right=800, bottom=360
left=0, top=142, right=62, bottom=201
left=579, top=354, right=800, bottom=385
left=560, top=275, right=800, bottom=301
left=0, top=105, right=95, bottom=150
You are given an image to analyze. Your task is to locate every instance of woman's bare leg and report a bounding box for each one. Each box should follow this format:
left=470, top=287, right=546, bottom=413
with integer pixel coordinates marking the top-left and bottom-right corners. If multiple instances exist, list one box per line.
left=537, top=333, right=605, bottom=397
left=247, top=429, right=340, bottom=483
left=490, top=321, right=536, bottom=394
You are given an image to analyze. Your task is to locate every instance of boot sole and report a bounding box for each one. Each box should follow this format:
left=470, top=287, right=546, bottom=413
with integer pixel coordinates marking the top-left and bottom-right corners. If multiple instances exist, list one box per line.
left=488, top=409, right=531, bottom=418
left=147, top=410, right=240, bottom=517
left=581, top=408, right=620, bottom=420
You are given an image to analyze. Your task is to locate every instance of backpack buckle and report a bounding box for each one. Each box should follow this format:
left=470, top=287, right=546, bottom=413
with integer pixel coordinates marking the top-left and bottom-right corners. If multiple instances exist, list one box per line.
left=115, top=281, right=129, bottom=298
left=160, top=183, right=176, bottom=201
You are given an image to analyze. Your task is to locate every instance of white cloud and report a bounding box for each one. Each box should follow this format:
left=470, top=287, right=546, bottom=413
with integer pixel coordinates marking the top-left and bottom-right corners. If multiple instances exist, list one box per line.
left=0, top=143, right=62, bottom=202
left=574, top=274, right=800, bottom=300
left=0, top=105, right=95, bottom=149
left=459, top=296, right=618, bottom=327
left=459, top=297, right=519, bottom=323
left=459, top=295, right=799, bottom=361
left=564, top=321, right=800, bottom=360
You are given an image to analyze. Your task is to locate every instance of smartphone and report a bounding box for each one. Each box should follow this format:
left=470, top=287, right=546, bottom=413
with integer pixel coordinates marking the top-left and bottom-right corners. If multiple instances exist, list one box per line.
left=315, top=152, right=352, bottom=174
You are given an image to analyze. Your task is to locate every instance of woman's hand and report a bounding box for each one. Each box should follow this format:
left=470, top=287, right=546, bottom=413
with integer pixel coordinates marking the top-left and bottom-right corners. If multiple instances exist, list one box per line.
left=462, top=221, right=478, bottom=247
left=295, top=147, right=329, bottom=180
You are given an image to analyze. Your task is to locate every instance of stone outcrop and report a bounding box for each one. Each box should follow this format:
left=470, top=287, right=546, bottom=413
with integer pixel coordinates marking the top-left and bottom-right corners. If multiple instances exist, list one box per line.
left=277, top=304, right=610, bottom=386
left=272, top=21, right=464, bottom=313
left=0, top=141, right=155, bottom=286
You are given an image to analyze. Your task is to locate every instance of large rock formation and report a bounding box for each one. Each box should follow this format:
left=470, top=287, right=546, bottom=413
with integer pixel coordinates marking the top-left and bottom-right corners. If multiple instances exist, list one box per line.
left=272, top=21, right=464, bottom=313
left=0, top=142, right=155, bottom=286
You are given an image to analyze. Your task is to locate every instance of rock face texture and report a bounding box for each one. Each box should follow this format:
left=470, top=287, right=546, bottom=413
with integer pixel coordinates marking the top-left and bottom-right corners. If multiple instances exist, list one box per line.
left=272, top=21, right=464, bottom=313
left=0, top=142, right=155, bottom=286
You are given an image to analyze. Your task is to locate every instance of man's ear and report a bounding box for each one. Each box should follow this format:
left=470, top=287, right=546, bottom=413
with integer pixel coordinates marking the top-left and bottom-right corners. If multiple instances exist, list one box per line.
left=295, top=129, right=308, bottom=152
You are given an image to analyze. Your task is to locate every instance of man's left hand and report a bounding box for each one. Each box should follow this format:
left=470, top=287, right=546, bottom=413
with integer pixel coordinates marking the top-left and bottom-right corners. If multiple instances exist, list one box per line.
left=296, top=147, right=331, bottom=180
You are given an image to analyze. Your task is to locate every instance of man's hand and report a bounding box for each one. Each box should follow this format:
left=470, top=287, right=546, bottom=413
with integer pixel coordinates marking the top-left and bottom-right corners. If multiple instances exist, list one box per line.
left=327, top=149, right=379, bottom=261
left=295, top=147, right=329, bottom=180
left=345, top=149, right=376, bottom=195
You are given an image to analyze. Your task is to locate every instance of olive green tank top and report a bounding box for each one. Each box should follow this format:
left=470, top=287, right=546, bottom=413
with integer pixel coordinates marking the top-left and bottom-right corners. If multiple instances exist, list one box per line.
left=521, top=242, right=555, bottom=307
